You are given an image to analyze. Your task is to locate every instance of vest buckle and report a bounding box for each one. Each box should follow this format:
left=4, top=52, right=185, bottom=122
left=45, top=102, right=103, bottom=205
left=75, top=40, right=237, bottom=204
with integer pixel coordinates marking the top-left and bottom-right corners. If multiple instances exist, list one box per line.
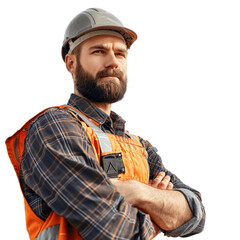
left=101, top=153, right=125, bottom=178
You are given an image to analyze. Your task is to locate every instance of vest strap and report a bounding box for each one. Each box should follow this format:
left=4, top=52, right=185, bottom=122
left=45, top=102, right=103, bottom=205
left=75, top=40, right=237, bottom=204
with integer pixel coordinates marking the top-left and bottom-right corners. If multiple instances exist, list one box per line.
left=62, top=106, right=113, bottom=153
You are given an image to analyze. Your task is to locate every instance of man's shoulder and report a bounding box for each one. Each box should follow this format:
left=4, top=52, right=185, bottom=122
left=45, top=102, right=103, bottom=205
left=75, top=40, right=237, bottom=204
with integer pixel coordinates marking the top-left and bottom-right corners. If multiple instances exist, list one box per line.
left=28, top=106, right=78, bottom=131
left=23, top=105, right=92, bottom=153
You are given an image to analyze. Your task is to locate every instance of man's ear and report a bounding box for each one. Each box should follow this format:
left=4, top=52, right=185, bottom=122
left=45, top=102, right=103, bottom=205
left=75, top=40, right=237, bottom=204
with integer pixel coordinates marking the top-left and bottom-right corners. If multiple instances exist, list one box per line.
left=65, top=54, right=77, bottom=74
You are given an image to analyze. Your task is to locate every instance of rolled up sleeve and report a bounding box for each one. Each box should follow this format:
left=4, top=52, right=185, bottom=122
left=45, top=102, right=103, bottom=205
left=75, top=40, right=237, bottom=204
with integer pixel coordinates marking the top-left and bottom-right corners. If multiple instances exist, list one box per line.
left=164, top=188, right=205, bottom=237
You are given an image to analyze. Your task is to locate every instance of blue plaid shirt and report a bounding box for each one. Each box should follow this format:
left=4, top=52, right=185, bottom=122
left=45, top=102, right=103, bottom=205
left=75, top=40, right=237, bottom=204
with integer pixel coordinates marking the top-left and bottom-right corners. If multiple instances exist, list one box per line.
left=20, top=94, right=205, bottom=239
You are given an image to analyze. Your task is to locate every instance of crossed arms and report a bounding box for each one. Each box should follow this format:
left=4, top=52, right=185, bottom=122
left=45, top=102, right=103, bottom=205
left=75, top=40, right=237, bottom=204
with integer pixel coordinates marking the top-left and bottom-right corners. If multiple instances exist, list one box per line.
left=111, top=172, right=194, bottom=239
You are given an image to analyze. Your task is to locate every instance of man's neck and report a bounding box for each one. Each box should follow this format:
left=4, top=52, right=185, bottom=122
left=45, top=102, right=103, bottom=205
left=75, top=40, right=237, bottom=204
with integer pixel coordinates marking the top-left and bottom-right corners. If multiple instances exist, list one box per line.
left=92, top=102, right=112, bottom=116
left=75, top=92, right=112, bottom=116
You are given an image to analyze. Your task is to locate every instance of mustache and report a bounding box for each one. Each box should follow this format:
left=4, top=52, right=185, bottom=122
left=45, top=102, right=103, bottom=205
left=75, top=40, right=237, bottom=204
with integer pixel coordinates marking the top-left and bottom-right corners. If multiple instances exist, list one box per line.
left=96, top=68, right=124, bottom=79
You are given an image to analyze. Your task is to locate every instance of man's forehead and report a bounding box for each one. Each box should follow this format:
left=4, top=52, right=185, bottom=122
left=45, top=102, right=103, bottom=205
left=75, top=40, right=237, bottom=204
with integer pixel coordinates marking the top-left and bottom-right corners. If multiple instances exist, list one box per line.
left=82, top=35, right=128, bottom=51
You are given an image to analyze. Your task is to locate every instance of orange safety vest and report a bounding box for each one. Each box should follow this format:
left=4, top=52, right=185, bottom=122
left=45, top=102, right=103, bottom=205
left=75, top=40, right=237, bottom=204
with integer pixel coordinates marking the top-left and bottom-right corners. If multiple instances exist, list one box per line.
left=6, top=105, right=150, bottom=240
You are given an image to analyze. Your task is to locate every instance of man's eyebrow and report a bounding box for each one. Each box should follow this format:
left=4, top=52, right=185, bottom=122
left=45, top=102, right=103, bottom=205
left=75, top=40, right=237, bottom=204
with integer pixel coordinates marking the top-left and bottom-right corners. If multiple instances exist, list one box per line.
left=89, top=45, right=106, bottom=50
left=116, top=47, right=128, bottom=54
left=89, top=45, right=128, bottom=53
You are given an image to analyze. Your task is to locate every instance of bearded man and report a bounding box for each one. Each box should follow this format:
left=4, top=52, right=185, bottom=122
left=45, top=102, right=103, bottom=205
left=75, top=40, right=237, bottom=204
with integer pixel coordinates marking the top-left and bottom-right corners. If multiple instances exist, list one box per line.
left=6, top=8, right=205, bottom=240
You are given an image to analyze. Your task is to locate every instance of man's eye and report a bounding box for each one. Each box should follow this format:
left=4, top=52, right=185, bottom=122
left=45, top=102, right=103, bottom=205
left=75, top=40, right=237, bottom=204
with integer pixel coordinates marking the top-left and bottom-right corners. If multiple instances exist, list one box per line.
left=115, top=53, right=125, bottom=58
left=93, top=50, right=104, bottom=54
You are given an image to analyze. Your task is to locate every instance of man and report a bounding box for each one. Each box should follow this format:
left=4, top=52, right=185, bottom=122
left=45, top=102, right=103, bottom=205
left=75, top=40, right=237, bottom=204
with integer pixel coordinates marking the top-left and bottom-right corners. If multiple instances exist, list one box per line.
left=6, top=8, right=205, bottom=239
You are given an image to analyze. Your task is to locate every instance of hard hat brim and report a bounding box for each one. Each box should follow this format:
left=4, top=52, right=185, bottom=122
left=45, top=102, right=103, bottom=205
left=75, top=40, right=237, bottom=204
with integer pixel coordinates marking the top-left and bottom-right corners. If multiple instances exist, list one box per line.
left=61, top=25, right=137, bottom=61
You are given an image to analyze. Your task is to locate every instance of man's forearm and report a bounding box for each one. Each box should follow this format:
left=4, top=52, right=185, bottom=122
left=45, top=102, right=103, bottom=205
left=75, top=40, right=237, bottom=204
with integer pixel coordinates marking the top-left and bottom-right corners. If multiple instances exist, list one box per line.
left=111, top=179, right=193, bottom=231
left=136, top=185, right=193, bottom=231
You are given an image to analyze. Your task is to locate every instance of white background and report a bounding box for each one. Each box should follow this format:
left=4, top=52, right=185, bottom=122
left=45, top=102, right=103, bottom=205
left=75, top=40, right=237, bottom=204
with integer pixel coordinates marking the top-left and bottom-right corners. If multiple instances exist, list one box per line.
left=1, top=0, right=240, bottom=239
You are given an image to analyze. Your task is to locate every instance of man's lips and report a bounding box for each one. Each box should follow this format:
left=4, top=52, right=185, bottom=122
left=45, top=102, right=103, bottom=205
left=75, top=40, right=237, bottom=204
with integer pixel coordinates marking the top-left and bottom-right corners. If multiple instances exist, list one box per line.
left=97, top=69, right=122, bottom=80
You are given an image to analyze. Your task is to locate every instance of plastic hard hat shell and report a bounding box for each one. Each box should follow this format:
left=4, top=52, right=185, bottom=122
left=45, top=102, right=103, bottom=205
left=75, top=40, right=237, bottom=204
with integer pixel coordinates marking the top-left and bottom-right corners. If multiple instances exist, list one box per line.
left=61, top=8, right=137, bottom=60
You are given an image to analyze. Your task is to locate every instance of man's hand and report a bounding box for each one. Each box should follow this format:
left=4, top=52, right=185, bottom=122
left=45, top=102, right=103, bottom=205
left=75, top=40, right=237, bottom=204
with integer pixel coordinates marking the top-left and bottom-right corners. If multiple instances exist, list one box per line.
left=110, top=172, right=173, bottom=205
left=149, top=172, right=173, bottom=190
left=110, top=179, right=139, bottom=205
left=111, top=172, right=192, bottom=233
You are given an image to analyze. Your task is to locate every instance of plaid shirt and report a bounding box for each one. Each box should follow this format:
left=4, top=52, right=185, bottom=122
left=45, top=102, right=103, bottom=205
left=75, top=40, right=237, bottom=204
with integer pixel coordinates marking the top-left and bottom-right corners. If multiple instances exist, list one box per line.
left=20, top=94, right=205, bottom=239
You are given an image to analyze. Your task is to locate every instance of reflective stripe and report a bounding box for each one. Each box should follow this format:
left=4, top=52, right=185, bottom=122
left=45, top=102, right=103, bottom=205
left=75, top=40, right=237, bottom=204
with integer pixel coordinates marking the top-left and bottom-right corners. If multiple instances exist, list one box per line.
left=63, top=106, right=113, bottom=153
left=35, top=224, right=59, bottom=240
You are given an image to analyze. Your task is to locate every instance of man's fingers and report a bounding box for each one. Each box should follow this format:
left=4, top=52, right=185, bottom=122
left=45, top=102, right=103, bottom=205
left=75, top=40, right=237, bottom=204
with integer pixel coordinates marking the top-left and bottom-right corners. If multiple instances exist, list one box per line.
left=157, top=175, right=171, bottom=190
left=149, top=172, right=174, bottom=190
left=151, top=172, right=165, bottom=188
left=167, top=182, right=174, bottom=190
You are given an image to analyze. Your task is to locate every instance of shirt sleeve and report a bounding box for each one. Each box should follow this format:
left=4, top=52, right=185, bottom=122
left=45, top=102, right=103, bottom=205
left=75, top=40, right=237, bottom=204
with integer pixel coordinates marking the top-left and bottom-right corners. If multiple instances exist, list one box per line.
left=140, top=138, right=206, bottom=237
left=21, top=108, right=154, bottom=240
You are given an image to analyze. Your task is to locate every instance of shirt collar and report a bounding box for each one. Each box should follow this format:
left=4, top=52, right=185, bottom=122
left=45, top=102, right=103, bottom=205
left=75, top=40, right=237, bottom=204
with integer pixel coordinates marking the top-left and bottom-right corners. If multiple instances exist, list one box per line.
left=67, top=94, right=126, bottom=132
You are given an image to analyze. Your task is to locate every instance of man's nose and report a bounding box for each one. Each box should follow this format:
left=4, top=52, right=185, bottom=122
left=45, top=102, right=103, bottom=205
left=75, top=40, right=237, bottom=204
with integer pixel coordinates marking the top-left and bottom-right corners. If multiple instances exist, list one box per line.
left=104, top=52, right=119, bottom=69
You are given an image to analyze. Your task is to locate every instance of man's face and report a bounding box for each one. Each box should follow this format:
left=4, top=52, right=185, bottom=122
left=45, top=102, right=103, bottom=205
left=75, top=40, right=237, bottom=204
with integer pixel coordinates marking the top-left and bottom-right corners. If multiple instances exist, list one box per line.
left=73, top=35, right=128, bottom=103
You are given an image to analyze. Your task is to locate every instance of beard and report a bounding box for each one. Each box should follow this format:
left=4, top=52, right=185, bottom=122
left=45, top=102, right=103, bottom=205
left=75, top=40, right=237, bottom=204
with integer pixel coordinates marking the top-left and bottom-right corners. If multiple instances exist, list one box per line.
left=74, top=60, right=127, bottom=103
